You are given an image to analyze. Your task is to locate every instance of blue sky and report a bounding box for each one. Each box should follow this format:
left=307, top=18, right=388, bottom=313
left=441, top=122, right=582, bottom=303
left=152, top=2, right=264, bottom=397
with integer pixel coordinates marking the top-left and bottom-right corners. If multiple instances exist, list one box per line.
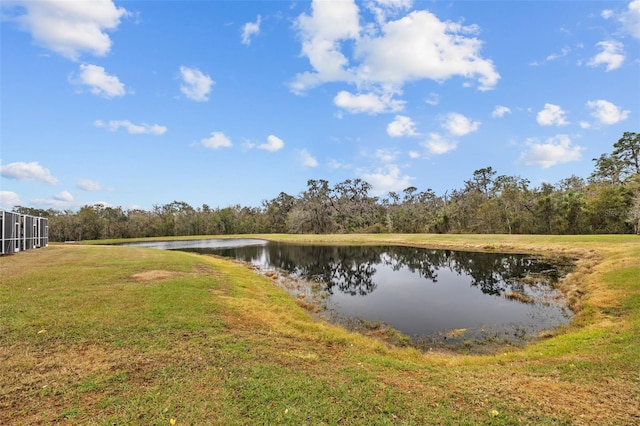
left=1, top=0, right=639, bottom=211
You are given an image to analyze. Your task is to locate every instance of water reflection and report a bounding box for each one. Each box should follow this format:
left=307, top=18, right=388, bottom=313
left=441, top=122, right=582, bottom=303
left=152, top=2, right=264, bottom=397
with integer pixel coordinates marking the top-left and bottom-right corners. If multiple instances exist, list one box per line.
left=183, top=242, right=567, bottom=298
left=127, top=239, right=573, bottom=349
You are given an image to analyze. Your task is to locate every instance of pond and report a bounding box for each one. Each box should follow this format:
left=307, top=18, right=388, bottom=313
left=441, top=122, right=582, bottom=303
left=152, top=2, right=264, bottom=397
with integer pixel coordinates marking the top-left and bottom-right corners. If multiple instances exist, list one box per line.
left=125, top=239, right=573, bottom=352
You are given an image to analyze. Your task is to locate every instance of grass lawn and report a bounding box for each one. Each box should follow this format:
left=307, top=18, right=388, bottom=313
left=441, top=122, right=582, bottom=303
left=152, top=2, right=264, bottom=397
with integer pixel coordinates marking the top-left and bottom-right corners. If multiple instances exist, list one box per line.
left=1, top=234, right=639, bottom=425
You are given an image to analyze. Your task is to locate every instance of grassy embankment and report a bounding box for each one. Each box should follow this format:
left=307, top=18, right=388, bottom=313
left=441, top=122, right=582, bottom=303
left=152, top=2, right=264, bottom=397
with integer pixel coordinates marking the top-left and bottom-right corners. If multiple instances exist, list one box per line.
left=1, top=234, right=638, bottom=425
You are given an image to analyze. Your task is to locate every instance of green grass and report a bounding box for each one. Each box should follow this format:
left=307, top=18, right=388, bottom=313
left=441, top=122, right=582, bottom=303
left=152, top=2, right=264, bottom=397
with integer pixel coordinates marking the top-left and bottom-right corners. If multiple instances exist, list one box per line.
left=1, top=235, right=639, bottom=425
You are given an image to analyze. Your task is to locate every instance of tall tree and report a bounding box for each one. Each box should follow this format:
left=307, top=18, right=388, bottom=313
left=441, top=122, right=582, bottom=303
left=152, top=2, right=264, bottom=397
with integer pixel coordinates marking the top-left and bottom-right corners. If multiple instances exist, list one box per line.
left=100, top=206, right=127, bottom=239
left=287, top=180, right=336, bottom=234
left=77, top=205, right=102, bottom=240
left=465, top=167, right=496, bottom=196
left=263, top=192, right=295, bottom=233
left=533, top=183, right=558, bottom=234
left=558, top=191, right=587, bottom=234
left=627, top=191, right=640, bottom=234
left=331, top=179, right=378, bottom=232
left=556, top=175, right=585, bottom=192
left=613, top=131, right=640, bottom=179
left=492, top=175, right=533, bottom=234
left=586, top=184, right=633, bottom=233
left=590, top=153, right=625, bottom=184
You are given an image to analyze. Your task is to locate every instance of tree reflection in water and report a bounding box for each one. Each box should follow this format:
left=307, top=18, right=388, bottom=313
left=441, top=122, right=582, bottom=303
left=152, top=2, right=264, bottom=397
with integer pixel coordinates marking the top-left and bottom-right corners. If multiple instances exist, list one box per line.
left=196, top=242, right=570, bottom=298
left=155, top=240, right=574, bottom=350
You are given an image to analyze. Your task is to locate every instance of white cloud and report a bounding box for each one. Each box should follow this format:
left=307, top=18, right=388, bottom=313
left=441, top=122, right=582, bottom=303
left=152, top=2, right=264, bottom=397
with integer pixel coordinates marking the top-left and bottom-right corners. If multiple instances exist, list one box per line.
left=0, top=191, right=22, bottom=209
left=240, top=138, right=256, bottom=150
left=354, top=10, right=499, bottom=91
left=408, top=150, right=421, bottom=159
left=424, top=93, right=439, bottom=106
left=366, top=0, right=413, bottom=25
left=442, top=112, right=480, bottom=136
left=53, top=190, right=74, bottom=202
left=328, top=159, right=340, bottom=169
left=179, top=66, right=214, bottom=102
left=201, top=132, right=232, bottom=149
left=601, top=9, right=614, bottom=19
left=588, top=40, right=625, bottom=71
left=546, top=47, right=570, bottom=62
left=360, top=164, right=413, bottom=195
left=492, top=105, right=511, bottom=118
left=241, top=15, right=261, bottom=45
left=530, top=47, right=571, bottom=66
left=328, top=159, right=351, bottom=169
left=387, top=115, right=418, bottom=137
left=420, top=133, right=457, bottom=155
left=95, top=119, right=167, bottom=135
left=536, top=103, right=569, bottom=126
left=298, top=149, right=318, bottom=167
left=290, top=2, right=500, bottom=95
left=519, top=135, right=584, bottom=168
left=290, top=0, right=361, bottom=93
left=373, top=0, right=414, bottom=8
left=620, top=0, right=640, bottom=39
left=31, top=196, right=82, bottom=209
left=0, top=161, right=58, bottom=184
left=5, top=0, right=129, bottom=61
left=586, top=99, right=630, bottom=125
left=257, top=135, right=285, bottom=152
left=374, top=148, right=399, bottom=163
left=334, top=90, right=404, bottom=114
left=77, top=179, right=110, bottom=191
left=72, top=64, right=125, bottom=98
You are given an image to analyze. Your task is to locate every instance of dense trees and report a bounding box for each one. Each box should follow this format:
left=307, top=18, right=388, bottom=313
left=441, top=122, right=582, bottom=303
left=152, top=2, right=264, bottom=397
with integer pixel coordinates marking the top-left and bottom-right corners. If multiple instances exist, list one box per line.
left=13, top=132, right=640, bottom=240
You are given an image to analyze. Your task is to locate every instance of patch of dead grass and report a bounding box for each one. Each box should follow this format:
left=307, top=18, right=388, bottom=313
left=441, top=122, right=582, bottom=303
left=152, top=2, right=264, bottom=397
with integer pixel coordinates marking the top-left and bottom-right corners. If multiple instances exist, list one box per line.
left=130, top=270, right=182, bottom=282
left=1, top=343, right=129, bottom=422
left=500, top=373, right=640, bottom=425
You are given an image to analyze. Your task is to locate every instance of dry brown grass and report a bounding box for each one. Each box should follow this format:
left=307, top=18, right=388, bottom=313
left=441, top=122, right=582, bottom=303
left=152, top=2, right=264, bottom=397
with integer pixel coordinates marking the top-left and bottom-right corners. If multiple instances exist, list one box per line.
left=504, top=291, right=535, bottom=304
left=2, top=236, right=639, bottom=425
left=131, top=270, right=183, bottom=282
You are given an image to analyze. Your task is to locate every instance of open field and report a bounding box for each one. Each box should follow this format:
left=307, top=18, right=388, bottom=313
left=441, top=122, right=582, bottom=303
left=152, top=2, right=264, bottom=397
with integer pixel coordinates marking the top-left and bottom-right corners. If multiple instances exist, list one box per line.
left=1, top=234, right=639, bottom=425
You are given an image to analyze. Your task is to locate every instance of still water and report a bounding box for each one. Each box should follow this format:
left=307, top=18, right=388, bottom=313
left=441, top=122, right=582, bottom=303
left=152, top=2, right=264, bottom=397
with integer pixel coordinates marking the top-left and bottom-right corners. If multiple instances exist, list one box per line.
left=126, top=239, right=573, bottom=348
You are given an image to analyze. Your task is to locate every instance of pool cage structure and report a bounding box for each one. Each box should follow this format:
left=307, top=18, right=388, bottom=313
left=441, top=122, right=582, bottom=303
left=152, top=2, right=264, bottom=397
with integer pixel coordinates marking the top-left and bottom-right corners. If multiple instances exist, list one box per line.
left=1, top=210, right=49, bottom=255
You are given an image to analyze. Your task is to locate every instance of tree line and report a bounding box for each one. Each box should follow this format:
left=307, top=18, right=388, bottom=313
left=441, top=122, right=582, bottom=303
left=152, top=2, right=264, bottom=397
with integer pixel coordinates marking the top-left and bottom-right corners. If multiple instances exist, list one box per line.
left=13, top=132, right=640, bottom=241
